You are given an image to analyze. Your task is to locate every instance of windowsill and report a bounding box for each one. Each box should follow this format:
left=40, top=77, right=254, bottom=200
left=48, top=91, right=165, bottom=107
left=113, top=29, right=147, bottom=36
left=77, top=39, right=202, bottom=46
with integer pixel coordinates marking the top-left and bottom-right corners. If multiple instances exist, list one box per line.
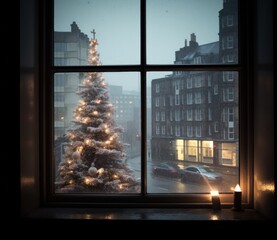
left=22, top=207, right=267, bottom=221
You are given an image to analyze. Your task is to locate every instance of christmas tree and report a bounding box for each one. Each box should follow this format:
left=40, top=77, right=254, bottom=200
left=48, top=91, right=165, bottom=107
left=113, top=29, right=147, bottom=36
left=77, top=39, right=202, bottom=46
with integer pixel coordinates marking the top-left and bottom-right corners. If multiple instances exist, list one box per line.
left=56, top=30, right=140, bottom=193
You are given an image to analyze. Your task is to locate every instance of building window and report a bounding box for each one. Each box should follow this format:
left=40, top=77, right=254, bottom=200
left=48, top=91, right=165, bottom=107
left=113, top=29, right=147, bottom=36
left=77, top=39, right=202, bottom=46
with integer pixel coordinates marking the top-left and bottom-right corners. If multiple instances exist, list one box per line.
left=187, top=78, right=192, bottom=89
left=187, top=93, right=193, bottom=105
left=155, top=111, right=160, bottom=121
left=43, top=0, right=243, bottom=204
left=161, top=125, right=165, bottom=135
left=169, top=95, right=173, bottom=106
left=187, top=126, right=193, bottom=137
left=156, top=125, right=160, bottom=135
left=155, top=83, right=160, bottom=93
left=195, top=76, right=202, bottom=88
left=175, top=110, right=180, bottom=121
left=214, top=84, right=218, bottom=95
left=175, top=125, right=181, bottom=136
left=227, top=36, right=234, bottom=49
left=208, top=108, right=212, bottom=121
left=161, top=111, right=165, bottom=121
left=195, top=108, right=202, bottom=121
left=195, top=126, right=202, bottom=137
left=227, top=15, right=234, bottom=26
left=208, top=91, right=212, bottom=103
left=187, top=109, right=193, bottom=121
left=170, top=110, right=173, bottom=121
left=155, top=97, right=160, bottom=107
left=223, top=87, right=234, bottom=101
left=195, top=92, right=202, bottom=104
left=175, top=94, right=180, bottom=105
left=223, top=71, right=234, bottom=82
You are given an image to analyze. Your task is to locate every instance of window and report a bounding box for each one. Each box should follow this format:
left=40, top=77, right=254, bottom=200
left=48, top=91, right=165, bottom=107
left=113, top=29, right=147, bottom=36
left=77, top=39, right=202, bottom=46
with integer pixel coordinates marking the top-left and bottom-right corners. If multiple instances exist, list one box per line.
left=161, top=111, right=165, bottom=121
left=187, top=78, right=192, bottom=89
left=155, top=83, right=159, bottom=93
left=187, top=109, right=193, bottom=121
left=175, top=94, right=180, bottom=105
left=187, top=93, right=193, bottom=105
left=175, top=110, right=180, bottom=121
left=155, top=111, right=160, bottom=121
left=227, top=15, right=234, bottom=26
left=46, top=0, right=242, bottom=204
left=227, top=36, right=234, bottom=48
left=195, top=126, right=202, bottom=137
left=223, top=87, right=235, bottom=101
left=187, top=126, right=193, bottom=137
left=195, top=108, right=202, bottom=121
left=195, top=92, right=202, bottom=104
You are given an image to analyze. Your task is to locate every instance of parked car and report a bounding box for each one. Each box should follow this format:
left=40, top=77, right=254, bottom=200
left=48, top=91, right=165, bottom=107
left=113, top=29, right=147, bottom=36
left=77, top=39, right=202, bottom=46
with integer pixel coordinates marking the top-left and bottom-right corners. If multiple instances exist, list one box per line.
left=180, top=165, right=223, bottom=184
left=152, top=162, right=180, bottom=178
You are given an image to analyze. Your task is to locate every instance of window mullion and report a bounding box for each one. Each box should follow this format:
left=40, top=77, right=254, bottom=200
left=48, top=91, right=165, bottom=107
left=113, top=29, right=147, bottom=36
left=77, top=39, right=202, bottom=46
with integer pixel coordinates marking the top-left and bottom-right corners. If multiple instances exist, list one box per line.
left=141, top=0, right=147, bottom=196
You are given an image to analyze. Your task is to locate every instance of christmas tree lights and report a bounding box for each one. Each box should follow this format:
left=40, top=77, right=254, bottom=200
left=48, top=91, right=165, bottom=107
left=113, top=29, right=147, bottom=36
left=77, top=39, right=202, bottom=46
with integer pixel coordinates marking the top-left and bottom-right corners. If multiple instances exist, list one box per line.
left=55, top=30, right=140, bottom=193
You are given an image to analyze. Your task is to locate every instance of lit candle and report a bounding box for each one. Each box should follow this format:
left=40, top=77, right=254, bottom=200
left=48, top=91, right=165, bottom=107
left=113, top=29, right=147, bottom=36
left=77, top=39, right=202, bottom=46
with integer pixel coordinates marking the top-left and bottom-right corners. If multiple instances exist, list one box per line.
left=233, top=184, right=242, bottom=211
left=210, top=190, right=221, bottom=211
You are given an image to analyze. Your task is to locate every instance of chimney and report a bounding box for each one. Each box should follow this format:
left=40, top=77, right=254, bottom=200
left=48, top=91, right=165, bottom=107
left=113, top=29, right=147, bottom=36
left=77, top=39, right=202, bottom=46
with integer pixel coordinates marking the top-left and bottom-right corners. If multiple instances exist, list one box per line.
left=189, top=33, right=198, bottom=48
left=185, top=39, right=187, bottom=47
left=71, top=21, right=80, bottom=35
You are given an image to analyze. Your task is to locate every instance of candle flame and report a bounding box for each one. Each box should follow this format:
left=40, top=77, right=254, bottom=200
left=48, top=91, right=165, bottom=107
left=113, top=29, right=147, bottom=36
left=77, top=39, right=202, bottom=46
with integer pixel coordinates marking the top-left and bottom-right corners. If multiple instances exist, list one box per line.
left=234, top=184, right=241, bottom=192
left=210, top=190, right=219, bottom=196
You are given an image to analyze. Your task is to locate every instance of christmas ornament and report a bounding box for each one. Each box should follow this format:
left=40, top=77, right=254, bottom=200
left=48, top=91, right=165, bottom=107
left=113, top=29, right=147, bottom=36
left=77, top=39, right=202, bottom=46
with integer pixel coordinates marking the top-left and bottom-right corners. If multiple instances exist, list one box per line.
left=88, top=166, right=97, bottom=177
left=72, top=151, right=80, bottom=160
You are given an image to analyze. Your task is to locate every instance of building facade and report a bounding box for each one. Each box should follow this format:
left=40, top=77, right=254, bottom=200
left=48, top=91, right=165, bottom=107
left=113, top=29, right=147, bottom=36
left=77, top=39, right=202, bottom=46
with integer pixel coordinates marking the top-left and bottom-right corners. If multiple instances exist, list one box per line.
left=54, top=22, right=89, bottom=140
left=151, top=0, right=239, bottom=167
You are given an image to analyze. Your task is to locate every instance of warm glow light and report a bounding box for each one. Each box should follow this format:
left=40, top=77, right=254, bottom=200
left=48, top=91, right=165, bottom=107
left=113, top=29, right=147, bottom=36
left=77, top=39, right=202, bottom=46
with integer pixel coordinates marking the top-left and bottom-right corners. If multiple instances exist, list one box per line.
left=77, top=146, right=83, bottom=153
left=78, top=108, right=82, bottom=111
left=105, top=128, right=110, bottom=134
left=234, top=184, right=241, bottom=192
left=85, top=178, right=91, bottom=185
left=210, top=190, right=219, bottom=196
left=93, top=111, right=98, bottom=116
left=95, top=99, right=101, bottom=104
left=68, top=160, right=73, bottom=164
left=97, top=168, right=104, bottom=174
left=85, top=139, right=91, bottom=145
left=113, top=174, right=119, bottom=179
left=69, top=180, right=74, bottom=184
left=210, top=215, right=219, bottom=220
left=105, top=140, right=110, bottom=145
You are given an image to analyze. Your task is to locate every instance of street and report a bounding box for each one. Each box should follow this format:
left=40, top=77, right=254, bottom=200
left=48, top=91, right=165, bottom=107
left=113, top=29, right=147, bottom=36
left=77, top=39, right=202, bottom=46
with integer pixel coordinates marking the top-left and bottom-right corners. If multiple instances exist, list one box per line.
left=126, top=156, right=237, bottom=193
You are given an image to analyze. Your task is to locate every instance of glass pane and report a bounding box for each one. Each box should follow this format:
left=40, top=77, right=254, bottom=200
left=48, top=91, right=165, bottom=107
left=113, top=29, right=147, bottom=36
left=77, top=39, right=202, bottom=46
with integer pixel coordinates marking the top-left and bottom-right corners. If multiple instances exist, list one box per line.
left=147, top=0, right=238, bottom=64
left=54, top=72, right=141, bottom=193
left=147, top=71, right=239, bottom=193
left=54, top=0, right=140, bottom=65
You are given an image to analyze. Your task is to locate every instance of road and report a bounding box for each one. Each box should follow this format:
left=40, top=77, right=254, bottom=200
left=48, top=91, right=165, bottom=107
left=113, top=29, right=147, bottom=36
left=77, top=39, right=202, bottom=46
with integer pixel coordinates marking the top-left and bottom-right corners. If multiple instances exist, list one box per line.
left=126, top=156, right=237, bottom=193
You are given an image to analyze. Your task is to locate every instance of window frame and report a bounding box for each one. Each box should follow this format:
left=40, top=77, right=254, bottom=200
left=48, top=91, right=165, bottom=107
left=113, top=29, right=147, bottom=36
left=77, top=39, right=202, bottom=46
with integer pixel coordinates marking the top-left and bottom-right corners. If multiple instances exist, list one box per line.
left=41, top=0, right=252, bottom=207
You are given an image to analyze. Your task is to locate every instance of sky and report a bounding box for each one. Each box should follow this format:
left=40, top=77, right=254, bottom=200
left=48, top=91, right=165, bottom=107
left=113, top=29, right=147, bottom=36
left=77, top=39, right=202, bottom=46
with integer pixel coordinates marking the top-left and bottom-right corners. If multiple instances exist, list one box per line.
left=55, top=0, right=222, bottom=91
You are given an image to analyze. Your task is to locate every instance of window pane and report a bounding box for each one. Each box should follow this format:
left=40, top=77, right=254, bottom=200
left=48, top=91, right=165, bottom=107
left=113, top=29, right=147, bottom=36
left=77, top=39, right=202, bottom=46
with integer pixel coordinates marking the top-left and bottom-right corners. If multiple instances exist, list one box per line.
left=147, top=0, right=238, bottom=64
left=54, top=0, right=140, bottom=65
left=147, top=71, right=239, bottom=193
left=54, top=72, right=141, bottom=193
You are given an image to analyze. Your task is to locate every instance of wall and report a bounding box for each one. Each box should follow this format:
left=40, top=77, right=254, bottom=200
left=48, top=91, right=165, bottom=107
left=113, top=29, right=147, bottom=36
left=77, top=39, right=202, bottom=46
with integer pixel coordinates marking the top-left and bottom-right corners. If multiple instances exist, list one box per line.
left=253, top=0, right=275, bottom=219
left=20, top=0, right=40, bottom=215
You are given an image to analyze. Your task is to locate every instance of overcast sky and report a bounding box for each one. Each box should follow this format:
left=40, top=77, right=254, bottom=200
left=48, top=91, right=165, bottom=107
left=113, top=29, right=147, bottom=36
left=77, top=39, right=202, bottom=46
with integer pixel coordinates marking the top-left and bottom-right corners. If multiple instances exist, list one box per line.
left=55, top=0, right=222, bottom=91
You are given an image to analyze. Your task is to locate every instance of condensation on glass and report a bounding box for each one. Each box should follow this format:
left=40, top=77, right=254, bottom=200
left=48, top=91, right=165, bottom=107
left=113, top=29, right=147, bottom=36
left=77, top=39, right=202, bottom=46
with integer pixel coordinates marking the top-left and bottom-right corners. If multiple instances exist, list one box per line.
left=147, top=71, right=239, bottom=193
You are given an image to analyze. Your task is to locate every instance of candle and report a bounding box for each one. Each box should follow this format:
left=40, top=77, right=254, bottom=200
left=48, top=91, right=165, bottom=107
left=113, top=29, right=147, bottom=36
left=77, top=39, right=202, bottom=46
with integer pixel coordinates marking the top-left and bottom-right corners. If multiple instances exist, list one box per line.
left=233, top=184, right=242, bottom=211
left=210, top=190, right=221, bottom=211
